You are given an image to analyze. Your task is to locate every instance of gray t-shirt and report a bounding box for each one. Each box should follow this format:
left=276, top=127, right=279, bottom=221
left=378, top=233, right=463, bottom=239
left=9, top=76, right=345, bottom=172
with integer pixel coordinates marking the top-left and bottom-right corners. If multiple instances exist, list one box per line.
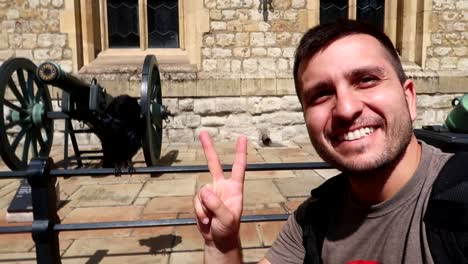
left=265, top=142, right=452, bottom=264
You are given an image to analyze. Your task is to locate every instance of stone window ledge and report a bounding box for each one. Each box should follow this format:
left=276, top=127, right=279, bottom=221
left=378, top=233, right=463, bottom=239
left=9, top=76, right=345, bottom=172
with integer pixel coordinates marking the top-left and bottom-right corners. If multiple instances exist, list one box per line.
left=78, top=53, right=198, bottom=76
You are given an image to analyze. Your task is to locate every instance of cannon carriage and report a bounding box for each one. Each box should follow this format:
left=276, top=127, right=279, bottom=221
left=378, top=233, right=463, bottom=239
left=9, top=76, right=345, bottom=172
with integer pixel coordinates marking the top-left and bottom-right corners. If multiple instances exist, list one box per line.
left=0, top=55, right=170, bottom=171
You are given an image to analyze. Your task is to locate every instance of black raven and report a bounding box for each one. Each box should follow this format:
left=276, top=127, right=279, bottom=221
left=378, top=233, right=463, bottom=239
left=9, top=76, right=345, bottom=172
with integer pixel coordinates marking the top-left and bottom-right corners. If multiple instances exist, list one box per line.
left=97, top=95, right=145, bottom=174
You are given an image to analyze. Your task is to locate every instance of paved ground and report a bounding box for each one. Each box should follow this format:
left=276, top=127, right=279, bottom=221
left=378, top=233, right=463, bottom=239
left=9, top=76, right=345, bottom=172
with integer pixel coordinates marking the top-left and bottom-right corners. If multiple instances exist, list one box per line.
left=0, top=140, right=340, bottom=264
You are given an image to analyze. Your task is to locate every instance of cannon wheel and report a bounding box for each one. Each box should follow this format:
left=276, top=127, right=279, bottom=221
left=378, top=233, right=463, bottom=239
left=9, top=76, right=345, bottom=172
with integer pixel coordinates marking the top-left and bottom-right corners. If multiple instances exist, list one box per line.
left=0, top=58, right=54, bottom=170
left=140, top=55, right=163, bottom=166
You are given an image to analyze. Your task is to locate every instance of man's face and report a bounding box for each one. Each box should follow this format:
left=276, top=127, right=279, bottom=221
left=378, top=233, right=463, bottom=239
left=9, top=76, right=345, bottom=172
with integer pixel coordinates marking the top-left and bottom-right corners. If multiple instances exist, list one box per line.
left=297, top=34, right=417, bottom=173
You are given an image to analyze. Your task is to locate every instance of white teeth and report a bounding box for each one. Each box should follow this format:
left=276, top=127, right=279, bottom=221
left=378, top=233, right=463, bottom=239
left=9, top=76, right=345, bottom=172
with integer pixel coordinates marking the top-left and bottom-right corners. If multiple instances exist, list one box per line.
left=341, top=127, right=375, bottom=141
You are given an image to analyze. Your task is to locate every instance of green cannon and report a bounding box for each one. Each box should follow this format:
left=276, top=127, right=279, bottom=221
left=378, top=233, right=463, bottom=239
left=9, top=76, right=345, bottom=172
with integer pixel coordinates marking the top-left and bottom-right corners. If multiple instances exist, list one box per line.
left=0, top=55, right=170, bottom=171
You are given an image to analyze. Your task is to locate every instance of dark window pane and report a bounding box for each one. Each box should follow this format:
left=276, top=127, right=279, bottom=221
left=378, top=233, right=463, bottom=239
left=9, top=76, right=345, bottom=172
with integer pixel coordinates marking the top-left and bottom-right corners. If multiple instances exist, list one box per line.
left=107, top=0, right=139, bottom=48
left=320, top=0, right=348, bottom=24
left=357, top=0, right=385, bottom=31
left=147, top=0, right=179, bottom=48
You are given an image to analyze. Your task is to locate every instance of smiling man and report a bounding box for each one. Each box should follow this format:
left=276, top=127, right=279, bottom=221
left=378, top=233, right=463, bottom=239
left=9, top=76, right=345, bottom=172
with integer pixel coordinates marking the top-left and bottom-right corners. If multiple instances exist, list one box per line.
left=194, top=20, right=460, bottom=264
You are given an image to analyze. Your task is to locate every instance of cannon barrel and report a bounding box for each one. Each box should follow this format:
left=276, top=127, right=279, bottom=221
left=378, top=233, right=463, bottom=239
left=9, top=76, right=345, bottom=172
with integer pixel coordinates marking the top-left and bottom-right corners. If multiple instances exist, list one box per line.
left=37, top=62, right=90, bottom=95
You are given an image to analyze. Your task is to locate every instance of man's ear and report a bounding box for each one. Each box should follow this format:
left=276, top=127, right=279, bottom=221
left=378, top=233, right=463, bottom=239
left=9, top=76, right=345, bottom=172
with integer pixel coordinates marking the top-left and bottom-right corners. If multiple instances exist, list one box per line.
left=403, top=79, right=417, bottom=121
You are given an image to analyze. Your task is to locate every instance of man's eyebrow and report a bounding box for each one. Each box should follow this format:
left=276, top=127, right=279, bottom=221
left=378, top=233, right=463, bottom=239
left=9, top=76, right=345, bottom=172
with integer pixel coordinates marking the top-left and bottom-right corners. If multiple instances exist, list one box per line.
left=346, top=66, right=387, bottom=79
left=302, top=80, right=332, bottom=100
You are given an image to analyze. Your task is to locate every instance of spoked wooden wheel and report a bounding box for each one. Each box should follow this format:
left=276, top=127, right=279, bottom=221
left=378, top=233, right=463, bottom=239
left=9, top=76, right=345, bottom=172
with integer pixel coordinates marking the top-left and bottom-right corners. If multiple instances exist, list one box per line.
left=140, top=55, right=168, bottom=167
left=0, top=58, right=54, bottom=170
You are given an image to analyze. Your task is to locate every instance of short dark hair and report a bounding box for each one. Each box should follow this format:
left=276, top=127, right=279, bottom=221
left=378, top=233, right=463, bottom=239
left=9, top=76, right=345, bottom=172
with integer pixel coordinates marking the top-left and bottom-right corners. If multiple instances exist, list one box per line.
left=293, top=19, right=407, bottom=102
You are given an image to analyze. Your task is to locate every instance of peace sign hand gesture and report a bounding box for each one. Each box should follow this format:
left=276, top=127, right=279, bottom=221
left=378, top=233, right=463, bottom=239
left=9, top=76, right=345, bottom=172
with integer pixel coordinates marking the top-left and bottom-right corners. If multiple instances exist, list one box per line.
left=194, top=131, right=247, bottom=261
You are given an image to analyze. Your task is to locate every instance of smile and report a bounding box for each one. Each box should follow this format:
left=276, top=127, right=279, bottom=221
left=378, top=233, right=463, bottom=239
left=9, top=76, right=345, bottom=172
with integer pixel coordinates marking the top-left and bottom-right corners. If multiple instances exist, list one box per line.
left=340, top=127, right=375, bottom=141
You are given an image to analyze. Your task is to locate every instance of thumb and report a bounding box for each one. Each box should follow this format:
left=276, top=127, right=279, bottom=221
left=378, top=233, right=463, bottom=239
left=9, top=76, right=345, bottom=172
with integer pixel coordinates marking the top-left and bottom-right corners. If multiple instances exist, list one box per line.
left=200, top=188, right=236, bottom=226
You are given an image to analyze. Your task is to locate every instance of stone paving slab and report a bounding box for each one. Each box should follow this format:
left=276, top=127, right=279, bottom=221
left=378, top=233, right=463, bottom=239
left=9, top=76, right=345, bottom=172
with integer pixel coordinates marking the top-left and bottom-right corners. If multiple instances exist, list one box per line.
left=0, top=140, right=334, bottom=263
left=139, top=178, right=196, bottom=198
left=275, top=174, right=325, bottom=197
left=243, top=180, right=286, bottom=205
left=67, top=183, right=143, bottom=207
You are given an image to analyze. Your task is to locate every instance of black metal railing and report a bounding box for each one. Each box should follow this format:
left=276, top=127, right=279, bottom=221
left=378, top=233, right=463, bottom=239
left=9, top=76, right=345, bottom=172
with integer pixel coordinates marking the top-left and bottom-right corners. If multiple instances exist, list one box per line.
left=0, top=158, right=333, bottom=264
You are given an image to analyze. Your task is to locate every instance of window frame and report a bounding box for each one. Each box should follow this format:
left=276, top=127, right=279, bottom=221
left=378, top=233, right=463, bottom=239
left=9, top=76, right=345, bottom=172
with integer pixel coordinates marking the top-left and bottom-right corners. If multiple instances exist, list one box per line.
left=307, top=0, right=431, bottom=69
left=61, top=0, right=208, bottom=72
left=101, top=0, right=183, bottom=51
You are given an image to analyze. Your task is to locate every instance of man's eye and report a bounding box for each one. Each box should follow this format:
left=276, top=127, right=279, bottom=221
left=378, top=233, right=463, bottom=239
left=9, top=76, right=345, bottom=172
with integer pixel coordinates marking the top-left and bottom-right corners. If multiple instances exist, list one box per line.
left=358, top=76, right=379, bottom=87
left=311, top=90, right=333, bottom=104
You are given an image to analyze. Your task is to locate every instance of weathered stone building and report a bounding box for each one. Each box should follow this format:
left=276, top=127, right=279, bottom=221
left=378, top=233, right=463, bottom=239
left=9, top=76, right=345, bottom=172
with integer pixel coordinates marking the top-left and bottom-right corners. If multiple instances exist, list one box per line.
left=0, top=0, right=467, bottom=145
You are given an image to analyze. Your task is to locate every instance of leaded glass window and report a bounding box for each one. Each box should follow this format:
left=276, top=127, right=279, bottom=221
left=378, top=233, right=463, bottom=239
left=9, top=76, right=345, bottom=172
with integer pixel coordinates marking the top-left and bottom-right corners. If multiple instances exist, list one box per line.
left=357, top=0, right=385, bottom=31
left=320, top=0, right=348, bottom=25
left=148, top=0, right=179, bottom=48
left=107, top=0, right=140, bottom=48
left=319, top=0, right=385, bottom=32
left=106, top=0, right=179, bottom=49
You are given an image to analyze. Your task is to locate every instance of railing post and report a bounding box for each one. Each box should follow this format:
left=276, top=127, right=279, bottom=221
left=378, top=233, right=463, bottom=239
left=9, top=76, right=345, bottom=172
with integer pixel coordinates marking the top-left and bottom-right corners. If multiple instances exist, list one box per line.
left=27, top=157, right=61, bottom=264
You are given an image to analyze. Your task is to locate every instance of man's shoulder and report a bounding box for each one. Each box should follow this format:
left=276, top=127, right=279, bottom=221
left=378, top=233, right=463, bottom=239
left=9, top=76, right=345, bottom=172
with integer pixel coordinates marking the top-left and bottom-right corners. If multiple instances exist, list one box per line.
left=294, top=174, right=347, bottom=224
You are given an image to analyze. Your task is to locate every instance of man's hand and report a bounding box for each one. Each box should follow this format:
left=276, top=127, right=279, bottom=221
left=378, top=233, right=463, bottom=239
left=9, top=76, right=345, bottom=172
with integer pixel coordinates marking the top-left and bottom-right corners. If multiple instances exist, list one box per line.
left=194, top=131, right=247, bottom=263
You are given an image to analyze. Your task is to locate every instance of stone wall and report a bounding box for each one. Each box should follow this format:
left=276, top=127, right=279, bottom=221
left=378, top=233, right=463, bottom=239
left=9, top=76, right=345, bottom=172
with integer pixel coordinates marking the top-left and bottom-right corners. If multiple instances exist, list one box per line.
left=201, top=0, right=307, bottom=79
left=0, top=0, right=72, bottom=71
left=426, top=0, right=467, bottom=72
left=0, top=0, right=467, bottom=147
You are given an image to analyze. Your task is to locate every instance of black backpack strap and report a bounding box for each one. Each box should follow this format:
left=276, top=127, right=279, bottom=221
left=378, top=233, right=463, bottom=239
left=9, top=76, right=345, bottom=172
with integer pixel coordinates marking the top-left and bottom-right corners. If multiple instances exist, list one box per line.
left=424, top=152, right=468, bottom=263
left=295, top=174, right=347, bottom=264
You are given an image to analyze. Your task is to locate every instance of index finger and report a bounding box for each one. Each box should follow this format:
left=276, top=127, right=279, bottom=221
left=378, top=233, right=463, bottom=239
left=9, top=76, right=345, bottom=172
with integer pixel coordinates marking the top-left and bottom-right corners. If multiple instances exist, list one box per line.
left=199, top=131, right=224, bottom=183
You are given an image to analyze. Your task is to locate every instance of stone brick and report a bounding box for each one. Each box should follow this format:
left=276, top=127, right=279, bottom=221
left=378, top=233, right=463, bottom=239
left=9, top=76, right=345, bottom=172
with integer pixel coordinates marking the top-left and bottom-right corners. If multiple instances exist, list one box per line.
left=258, top=58, right=277, bottom=73
left=225, top=113, right=253, bottom=127
left=28, top=0, right=40, bottom=8
left=277, top=32, right=291, bottom=45
left=243, top=58, right=258, bottom=72
left=227, top=19, right=243, bottom=31
left=215, top=97, right=247, bottom=113
left=168, top=128, right=195, bottom=143
left=235, top=32, right=249, bottom=46
left=68, top=184, right=142, bottom=207
left=40, top=0, right=51, bottom=6
left=251, top=32, right=265, bottom=46
left=283, top=47, right=296, bottom=58
left=277, top=58, right=289, bottom=71
left=8, top=34, right=22, bottom=48
left=210, top=9, right=223, bottom=20
left=233, top=47, right=250, bottom=57
left=440, top=56, right=458, bottom=69
left=232, top=0, right=253, bottom=8
left=202, top=47, right=211, bottom=57
left=211, top=21, right=226, bottom=30
left=222, top=9, right=236, bottom=20
left=252, top=47, right=267, bottom=56
left=267, top=47, right=282, bottom=57
left=204, top=35, right=215, bottom=46
left=265, top=32, right=276, bottom=46
left=291, top=0, right=305, bottom=8
left=202, top=59, right=217, bottom=71
left=232, top=59, right=241, bottom=72
left=204, top=0, right=216, bottom=8
left=215, top=33, right=235, bottom=46
left=284, top=9, right=297, bottom=20
left=201, top=116, right=226, bottom=126
left=6, top=9, right=19, bottom=19
left=51, top=0, right=63, bottom=8
left=458, top=58, right=468, bottom=71
left=37, top=33, right=53, bottom=47
left=212, top=48, right=232, bottom=58
left=260, top=97, right=282, bottom=113
left=433, top=46, right=452, bottom=56
left=21, top=33, right=37, bottom=49
left=179, top=98, right=194, bottom=111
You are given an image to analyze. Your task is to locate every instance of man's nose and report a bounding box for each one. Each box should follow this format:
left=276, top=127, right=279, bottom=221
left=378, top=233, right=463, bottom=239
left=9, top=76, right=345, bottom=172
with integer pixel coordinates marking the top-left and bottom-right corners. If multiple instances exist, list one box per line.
left=332, top=89, right=364, bottom=121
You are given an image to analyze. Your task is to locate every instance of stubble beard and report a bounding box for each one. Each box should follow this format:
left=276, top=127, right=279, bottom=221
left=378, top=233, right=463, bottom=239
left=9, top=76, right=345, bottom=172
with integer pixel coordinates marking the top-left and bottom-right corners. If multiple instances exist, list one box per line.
left=311, top=113, right=414, bottom=176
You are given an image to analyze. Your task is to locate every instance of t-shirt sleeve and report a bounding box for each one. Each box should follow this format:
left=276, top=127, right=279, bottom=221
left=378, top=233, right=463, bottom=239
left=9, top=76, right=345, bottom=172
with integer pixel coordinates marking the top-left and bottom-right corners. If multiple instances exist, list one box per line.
left=264, top=214, right=305, bottom=264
